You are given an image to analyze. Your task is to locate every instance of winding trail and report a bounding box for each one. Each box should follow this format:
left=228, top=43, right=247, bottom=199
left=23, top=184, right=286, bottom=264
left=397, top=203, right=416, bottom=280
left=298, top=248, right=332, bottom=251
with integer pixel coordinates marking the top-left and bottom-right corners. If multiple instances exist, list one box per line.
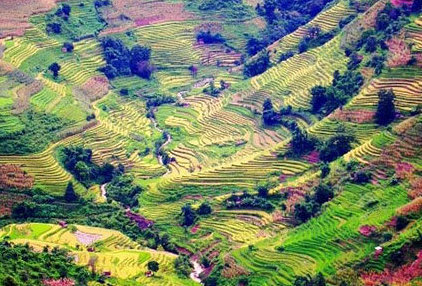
left=149, top=107, right=173, bottom=174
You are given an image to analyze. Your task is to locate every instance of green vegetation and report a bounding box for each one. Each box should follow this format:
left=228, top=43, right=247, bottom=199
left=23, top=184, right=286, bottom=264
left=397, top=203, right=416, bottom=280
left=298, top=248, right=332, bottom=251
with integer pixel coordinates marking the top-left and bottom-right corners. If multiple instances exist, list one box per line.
left=0, top=110, right=69, bottom=155
left=0, top=0, right=421, bottom=285
left=0, top=242, right=93, bottom=285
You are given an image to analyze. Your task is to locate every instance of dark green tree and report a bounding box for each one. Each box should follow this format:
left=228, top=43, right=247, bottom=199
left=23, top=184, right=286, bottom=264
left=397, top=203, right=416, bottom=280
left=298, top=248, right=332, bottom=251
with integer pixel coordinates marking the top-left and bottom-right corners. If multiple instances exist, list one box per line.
left=181, top=204, right=196, bottom=226
left=64, top=181, right=78, bottom=202
left=319, top=132, right=355, bottom=162
left=375, top=89, right=396, bottom=125
left=198, top=201, right=212, bottom=215
left=314, top=184, right=334, bottom=205
left=291, top=128, right=315, bottom=156
left=147, top=261, right=159, bottom=273
left=48, top=62, right=61, bottom=78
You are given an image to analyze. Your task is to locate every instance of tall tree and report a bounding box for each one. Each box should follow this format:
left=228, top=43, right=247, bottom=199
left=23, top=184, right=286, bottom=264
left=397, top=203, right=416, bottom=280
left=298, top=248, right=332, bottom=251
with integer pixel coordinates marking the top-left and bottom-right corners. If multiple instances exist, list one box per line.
left=64, top=182, right=78, bottom=202
left=375, top=89, right=396, bottom=125
left=147, top=261, right=159, bottom=273
left=48, top=62, right=61, bottom=78
left=181, top=204, right=196, bottom=226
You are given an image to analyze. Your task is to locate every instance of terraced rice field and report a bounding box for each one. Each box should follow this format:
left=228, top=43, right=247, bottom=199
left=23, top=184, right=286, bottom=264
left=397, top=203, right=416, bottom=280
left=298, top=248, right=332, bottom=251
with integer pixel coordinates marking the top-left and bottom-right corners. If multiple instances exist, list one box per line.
left=133, top=22, right=201, bottom=68
left=232, top=183, right=409, bottom=285
left=0, top=223, right=198, bottom=286
left=350, top=72, right=422, bottom=111
left=251, top=36, right=348, bottom=108
left=268, top=0, right=355, bottom=62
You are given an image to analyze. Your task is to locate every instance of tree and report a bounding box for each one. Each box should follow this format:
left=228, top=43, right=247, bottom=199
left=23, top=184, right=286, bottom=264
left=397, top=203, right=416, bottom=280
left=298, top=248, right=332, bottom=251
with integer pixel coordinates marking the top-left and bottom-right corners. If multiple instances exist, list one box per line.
left=319, top=133, right=355, bottom=162
left=262, top=98, right=278, bottom=125
left=174, top=255, right=192, bottom=277
left=412, top=0, right=422, bottom=12
left=147, top=261, right=159, bottom=273
left=64, top=182, right=78, bottom=202
left=313, top=184, right=334, bottom=205
left=257, top=184, right=269, bottom=197
left=46, top=22, right=61, bottom=34
left=375, top=89, right=396, bottom=125
left=62, top=4, right=71, bottom=16
left=244, top=51, right=270, bottom=77
left=181, top=204, right=196, bottom=226
left=198, top=201, right=212, bottom=215
left=63, top=42, right=74, bottom=52
left=188, top=65, right=198, bottom=78
left=2, top=276, right=18, bottom=286
left=48, top=62, right=61, bottom=78
left=132, top=61, right=155, bottom=79
left=310, top=86, right=327, bottom=113
left=291, top=128, right=315, bottom=156
left=11, top=201, right=37, bottom=219
left=130, top=45, right=151, bottom=72
left=320, top=163, right=330, bottom=178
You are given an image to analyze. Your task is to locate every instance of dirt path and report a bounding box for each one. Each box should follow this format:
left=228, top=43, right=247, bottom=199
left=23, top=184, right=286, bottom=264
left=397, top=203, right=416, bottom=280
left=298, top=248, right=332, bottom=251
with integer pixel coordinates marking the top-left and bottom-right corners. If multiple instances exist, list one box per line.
left=148, top=108, right=173, bottom=176
left=190, top=260, right=204, bottom=284
left=100, top=183, right=107, bottom=199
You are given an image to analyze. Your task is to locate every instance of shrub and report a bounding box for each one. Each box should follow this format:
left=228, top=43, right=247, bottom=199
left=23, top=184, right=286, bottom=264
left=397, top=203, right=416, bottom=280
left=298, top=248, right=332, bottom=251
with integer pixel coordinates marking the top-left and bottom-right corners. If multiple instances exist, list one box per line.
left=314, top=184, right=334, bottom=205
left=395, top=215, right=409, bottom=231
left=106, top=174, right=142, bottom=208
left=62, top=42, right=74, bottom=52
left=46, top=22, right=61, bottom=34
left=174, top=255, right=192, bottom=277
left=196, top=31, right=226, bottom=44
left=181, top=204, right=196, bottom=226
left=375, top=89, right=396, bottom=126
left=319, top=133, right=355, bottom=162
left=198, top=201, right=212, bottom=215
left=48, top=62, right=61, bottom=78
left=147, top=261, right=159, bottom=272
left=64, top=182, right=78, bottom=202
left=244, top=51, right=270, bottom=77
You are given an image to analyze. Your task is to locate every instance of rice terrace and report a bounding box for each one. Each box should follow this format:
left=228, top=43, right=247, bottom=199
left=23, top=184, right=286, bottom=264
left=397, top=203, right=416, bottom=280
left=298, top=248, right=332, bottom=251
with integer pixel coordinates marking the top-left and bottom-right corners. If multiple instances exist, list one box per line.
left=0, top=0, right=421, bottom=285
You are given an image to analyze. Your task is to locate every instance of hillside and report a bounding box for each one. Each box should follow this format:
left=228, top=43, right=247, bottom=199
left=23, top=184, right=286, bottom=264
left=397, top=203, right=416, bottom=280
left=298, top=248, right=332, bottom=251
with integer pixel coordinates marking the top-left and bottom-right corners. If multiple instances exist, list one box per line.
left=0, top=0, right=421, bottom=285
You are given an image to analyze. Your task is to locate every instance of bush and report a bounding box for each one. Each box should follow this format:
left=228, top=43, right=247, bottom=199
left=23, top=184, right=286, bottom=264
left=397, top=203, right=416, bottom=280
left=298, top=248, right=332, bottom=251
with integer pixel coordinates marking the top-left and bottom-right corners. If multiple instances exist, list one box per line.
left=319, top=133, right=355, bottom=162
left=196, top=31, right=226, bottom=44
left=181, top=204, right=196, bottom=226
left=310, top=70, right=364, bottom=114
left=314, top=184, right=334, bottom=205
left=46, top=22, right=61, bottom=34
left=106, top=174, right=142, bottom=208
left=48, top=62, right=61, bottom=78
left=174, top=255, right=193, bottom=277
left=198, top=202, right=212, bottom=215
left=100, top=37, right=153, bottom=79
left=395, top=215, right=409, bottom=231
left=63, top=42, right=74, bottom=52
left=244, top=51, right=270, bottom=77
left=375, top=89, right=396, bottom=126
